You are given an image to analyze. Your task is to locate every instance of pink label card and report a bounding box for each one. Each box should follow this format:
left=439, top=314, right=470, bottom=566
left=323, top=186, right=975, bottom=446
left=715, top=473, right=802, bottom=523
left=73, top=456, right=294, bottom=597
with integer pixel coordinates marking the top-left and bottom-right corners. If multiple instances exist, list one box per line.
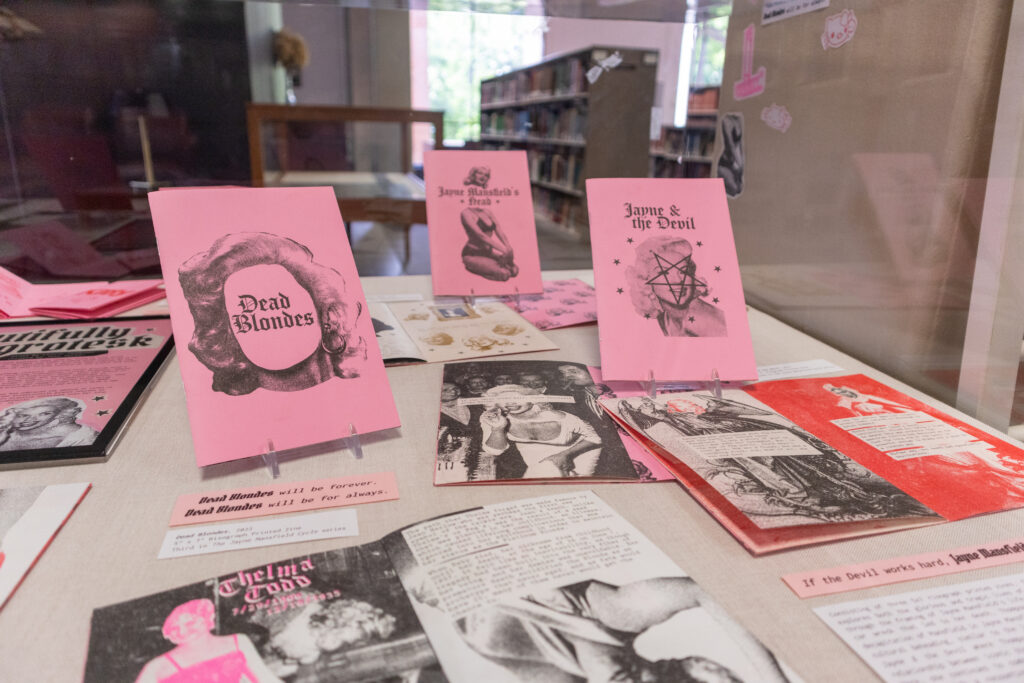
left=425, top=150, right=543, bottom=297
left=586, top=178, right=757, bottom=382
left=783, top=537, right=1024, bottom=598
left=168, top=472, right=399, bottom=526
left=149, top=187, right=399, bottom=467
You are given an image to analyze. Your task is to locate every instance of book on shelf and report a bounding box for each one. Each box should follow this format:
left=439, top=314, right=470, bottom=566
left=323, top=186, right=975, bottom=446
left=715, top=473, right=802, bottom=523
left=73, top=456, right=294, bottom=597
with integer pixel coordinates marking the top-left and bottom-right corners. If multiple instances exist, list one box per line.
left=84, top=491, right=795, bottom=683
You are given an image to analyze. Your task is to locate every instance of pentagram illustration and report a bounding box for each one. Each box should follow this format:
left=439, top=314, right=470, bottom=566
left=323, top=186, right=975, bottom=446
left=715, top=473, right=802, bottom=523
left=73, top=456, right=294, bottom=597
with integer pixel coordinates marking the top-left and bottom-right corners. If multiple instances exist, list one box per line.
left=643, top=252, right=707, bottom=305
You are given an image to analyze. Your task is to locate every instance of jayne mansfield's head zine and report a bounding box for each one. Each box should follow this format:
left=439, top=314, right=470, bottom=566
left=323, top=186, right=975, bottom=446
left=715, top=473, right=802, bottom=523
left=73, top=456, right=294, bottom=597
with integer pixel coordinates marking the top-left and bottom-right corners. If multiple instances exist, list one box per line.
left=179, top=232, right=365, bottom=395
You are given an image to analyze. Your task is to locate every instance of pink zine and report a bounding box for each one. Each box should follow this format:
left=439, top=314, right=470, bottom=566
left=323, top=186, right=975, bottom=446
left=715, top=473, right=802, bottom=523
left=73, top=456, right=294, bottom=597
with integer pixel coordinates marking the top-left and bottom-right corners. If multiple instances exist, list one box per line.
left=587, top=178, right=756, bottom=382
left=425, top=150, right=543, bottom=296
left=149, top=187, right=399, bottom=467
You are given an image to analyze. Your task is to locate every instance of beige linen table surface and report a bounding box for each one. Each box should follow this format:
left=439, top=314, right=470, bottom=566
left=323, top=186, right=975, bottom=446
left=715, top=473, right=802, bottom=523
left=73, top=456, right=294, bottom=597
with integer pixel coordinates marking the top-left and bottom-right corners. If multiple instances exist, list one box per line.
left=1, top=270, right=1021, bottom=682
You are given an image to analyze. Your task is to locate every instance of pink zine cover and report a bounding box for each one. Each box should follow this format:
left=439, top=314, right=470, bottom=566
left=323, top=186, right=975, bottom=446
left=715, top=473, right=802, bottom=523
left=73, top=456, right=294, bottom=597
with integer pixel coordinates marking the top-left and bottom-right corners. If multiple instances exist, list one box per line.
left=587, top=178, right=756, bottom=382
left=149, top=187, right=399, bottom=467
left=425, top=150, right=543, bottom=296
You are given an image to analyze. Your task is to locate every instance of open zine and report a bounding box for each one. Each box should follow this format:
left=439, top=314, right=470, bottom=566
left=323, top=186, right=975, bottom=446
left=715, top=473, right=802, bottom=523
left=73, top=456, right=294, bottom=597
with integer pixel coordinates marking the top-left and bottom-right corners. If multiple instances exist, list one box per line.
left=370, top=299, right=556, bottom=365
left=0, top=317, right=174, bottom=467
left=435, top=360, right=671, bottom=484
left=602, top=374, right=1024, bottom=554
left=425, top=150, right=543, bottom=297
left=84, top=491, right=796, bottom=683
left=0, top=265, right=164, bottom=320
left=149, top=187, right=399, bottom=467
left=500, top=278, right=597, bottom=330
left=0, top=482, right=90, bottom=609
left=587, top=178, right=756, bottom=382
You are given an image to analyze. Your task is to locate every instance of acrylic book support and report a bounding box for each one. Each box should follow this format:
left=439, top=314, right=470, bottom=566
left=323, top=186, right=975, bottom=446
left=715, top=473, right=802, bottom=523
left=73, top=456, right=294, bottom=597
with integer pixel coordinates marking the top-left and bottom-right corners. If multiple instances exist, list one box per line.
left=646, top=368, right=722, bottom=399
left=261, top=423, right=363, bottom=479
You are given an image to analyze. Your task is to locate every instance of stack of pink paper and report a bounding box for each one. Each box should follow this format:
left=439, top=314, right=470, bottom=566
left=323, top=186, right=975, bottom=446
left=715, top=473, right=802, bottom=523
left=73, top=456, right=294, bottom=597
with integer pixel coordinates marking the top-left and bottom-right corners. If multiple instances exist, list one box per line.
left=0, top=266, right=164, bottom=320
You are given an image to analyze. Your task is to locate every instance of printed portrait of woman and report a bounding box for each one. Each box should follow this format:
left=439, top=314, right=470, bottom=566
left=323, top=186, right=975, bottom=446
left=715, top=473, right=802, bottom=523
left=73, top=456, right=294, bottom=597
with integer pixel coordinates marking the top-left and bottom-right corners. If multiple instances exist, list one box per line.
left=626, top=235, right=727, bottom=338
left=178, top=232, right=367, bottom=396
left=460, top=207, right=519, bottom=282
left=480, top=384, right=603, bottom=478
left=134, top=598, right=282, bottom=683
left=0, top=397, right=98, bottom=452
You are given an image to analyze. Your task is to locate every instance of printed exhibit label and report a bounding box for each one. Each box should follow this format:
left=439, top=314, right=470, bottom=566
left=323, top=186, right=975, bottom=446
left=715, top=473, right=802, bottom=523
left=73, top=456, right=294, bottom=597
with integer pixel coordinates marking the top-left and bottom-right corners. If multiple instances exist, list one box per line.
left=169, top=472, right=397, bottom=526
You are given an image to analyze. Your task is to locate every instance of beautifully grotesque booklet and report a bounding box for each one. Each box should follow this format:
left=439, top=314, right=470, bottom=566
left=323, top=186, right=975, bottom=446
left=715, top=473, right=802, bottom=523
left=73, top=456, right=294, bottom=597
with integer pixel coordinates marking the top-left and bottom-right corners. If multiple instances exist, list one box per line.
left=149, top=187, right=399, bottom=467
left=425, top=150, right=543, bottom=297
left=370, top=300, right=556, bottom=365
left=0, top=482, right=90, bottom=608
left=587, top=178, right=756, bottom=382
left=434, top=360, right=668, bottom=484
left=603, top=374, right=1024, bottom=554
left=84, top=491, right=797, bottom=683
left=0, top=317, right=174, bottom=467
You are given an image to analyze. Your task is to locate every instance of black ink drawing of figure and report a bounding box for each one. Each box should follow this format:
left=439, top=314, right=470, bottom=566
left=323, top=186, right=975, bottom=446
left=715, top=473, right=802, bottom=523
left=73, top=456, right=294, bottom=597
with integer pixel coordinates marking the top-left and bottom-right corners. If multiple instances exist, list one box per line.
left=456, top=576, right=790, bottom=683
left=717, top=113, right=744, bottom=198
left=824, top=384, right=913, bottom=416
left=460, top=207, right=519, bottom=282
left=179, top=232, right=366, bottom=396
left=617, top=395, right=935, bottom=524
left=0, top=397, right=98, bottom=451
left=626, top=235, right=727, bottom=338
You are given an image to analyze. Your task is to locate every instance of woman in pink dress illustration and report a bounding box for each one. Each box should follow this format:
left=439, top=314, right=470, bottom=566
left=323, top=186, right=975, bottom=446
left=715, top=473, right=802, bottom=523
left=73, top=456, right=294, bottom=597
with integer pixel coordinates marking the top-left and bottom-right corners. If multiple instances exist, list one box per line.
left=134, top=598, right=282, bottom=683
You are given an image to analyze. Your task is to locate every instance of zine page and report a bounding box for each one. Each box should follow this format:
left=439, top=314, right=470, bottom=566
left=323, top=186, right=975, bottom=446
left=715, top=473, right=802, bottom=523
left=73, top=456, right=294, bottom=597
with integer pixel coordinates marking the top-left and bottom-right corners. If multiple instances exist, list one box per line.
left=85, top=491, right=798, bottom=683
left=28, top=278, right=165, bottom=319
left=0, top=317, right=174, bottom=467
left=368, top=302, right=425, bottom=364
left=502, top=278, right=597, bottom=330
left=382, top=491, right=798, bottom=683
left=149, top=187, right=399, bottom=467
left=0, top=482, right=90, bottom=608
left=425, top=150, right=543, bottom=297
left=602, top=390, right=940, bottom=553
left=84, top=541, right=445, bottom=682
left=434, top=360, right=640, bottom=484
left=385, top=300, right=556, bottom=364
left=745, top=374, right=1024, bottom=520
left=587, top=178, right=756, bottom=382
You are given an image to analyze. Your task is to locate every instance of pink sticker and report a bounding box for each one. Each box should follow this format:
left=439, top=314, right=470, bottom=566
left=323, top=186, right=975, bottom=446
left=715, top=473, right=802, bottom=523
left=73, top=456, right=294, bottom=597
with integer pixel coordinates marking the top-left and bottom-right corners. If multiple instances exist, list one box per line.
left=760, top=103, right=792, bottom=133
left=822, top=9, right=857, bottom=50
left=783, top=537, right=1024, bottom=598
left=168, top=472, right=399, bottom=526
left=733, top=24, right=766, bottom=101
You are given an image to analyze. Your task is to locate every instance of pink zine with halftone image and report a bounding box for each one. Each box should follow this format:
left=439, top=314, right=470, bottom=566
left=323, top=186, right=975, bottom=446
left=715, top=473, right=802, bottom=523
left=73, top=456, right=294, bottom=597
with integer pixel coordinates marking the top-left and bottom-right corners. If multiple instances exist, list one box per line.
left=425, top=150, right=543, bottom=297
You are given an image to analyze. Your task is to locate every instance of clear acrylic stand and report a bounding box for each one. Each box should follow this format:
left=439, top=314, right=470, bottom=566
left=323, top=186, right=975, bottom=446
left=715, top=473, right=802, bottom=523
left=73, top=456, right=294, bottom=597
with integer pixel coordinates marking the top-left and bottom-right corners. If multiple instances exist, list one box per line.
left=345, top=422, right=363, bottom=459
left=463, top=289, right=476, bottom=307
left=646, top=368, right=721, bottom=399
left=262, top=439, right=280, bottom=479
left=512, top=286, right=522, bottom=312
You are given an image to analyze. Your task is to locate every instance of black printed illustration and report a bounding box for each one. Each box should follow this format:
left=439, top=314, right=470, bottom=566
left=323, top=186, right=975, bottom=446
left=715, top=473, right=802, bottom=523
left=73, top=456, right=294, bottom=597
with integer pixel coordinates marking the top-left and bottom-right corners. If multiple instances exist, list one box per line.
left=616, top=394, right=937, bottom=527
left=460, top=207, right=519, bottom=282
left=179, top=232, right=367, bottom=396
left=625, top=235, right=727, bottom=337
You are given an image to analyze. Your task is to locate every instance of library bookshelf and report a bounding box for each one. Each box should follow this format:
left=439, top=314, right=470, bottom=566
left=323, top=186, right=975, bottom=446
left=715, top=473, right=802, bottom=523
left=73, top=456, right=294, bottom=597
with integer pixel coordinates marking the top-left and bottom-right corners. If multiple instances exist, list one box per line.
left=479, top=46, right=657, bottom=242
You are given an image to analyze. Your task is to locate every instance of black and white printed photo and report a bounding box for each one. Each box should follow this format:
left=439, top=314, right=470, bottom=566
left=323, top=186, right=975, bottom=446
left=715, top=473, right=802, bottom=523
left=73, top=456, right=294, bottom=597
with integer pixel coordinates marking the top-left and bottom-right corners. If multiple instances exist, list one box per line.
left=717, top=113, right=744, bottom=198
left=0, top=397, right=99, bottom=451
left=436, top=360, right=638, bottom=483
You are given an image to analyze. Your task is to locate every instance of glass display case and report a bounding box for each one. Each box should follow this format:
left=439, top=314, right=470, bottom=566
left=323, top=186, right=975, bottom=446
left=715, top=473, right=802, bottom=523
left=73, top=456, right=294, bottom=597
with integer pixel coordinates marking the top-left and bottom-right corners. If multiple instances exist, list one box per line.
left=0, top=0, right=1021, bottom=437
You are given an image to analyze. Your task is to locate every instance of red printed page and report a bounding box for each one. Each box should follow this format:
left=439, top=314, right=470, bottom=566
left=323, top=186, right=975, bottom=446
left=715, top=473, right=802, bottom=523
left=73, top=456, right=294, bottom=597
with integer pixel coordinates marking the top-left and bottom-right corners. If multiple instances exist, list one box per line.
left=745, top=374, right=1024, bottom=520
